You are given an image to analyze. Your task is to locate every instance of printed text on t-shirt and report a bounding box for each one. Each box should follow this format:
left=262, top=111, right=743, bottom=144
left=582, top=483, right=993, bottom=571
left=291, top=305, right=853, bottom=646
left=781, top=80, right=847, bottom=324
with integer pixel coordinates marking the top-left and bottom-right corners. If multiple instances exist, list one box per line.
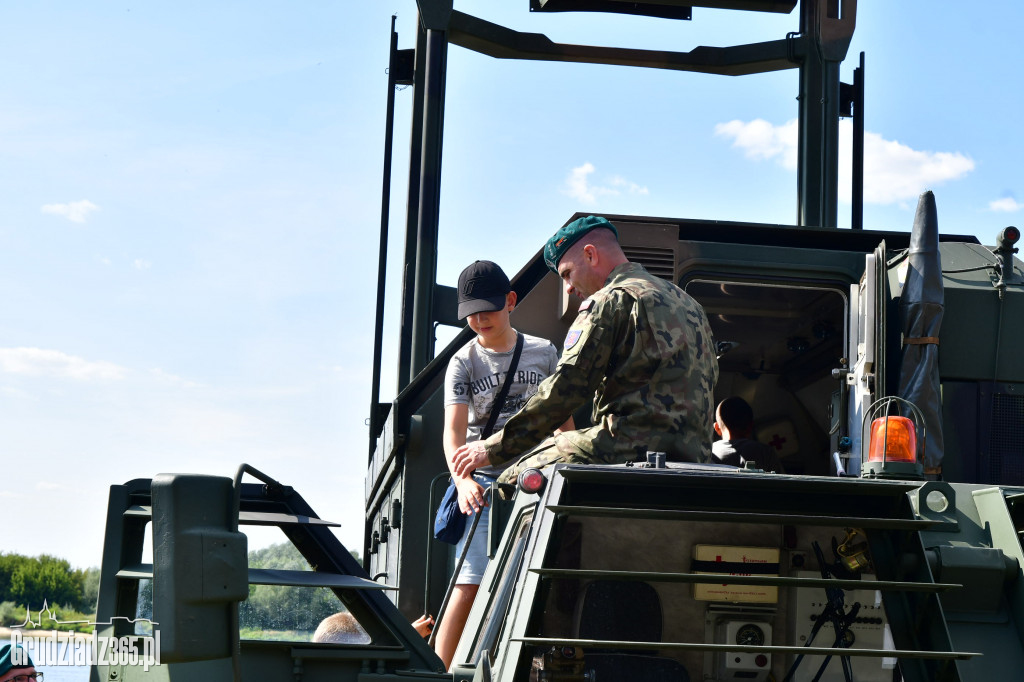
left=451, top=370, right=548, bottom=397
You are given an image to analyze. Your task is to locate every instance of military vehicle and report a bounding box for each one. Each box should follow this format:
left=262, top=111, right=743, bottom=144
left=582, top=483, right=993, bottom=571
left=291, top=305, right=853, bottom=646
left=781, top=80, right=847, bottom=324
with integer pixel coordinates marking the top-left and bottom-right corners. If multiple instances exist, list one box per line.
left=92, top=1, right=1024, bottom=681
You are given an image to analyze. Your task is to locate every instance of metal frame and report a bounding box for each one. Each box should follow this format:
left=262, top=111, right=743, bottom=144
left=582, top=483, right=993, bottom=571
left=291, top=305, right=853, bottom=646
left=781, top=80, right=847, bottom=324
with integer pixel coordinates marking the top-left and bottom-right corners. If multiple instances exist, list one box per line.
left=482, top=464, right=975, bottom=681
left=365, top=0, right=868, bottom=634
left=382, top=0, right=859, bottom=400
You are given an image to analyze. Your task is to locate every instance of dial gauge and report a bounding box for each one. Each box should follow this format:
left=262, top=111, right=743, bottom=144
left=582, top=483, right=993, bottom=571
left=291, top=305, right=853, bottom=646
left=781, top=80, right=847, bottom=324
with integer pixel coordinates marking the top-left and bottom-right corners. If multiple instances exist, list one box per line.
left=735, top=623, right=765, bottom=646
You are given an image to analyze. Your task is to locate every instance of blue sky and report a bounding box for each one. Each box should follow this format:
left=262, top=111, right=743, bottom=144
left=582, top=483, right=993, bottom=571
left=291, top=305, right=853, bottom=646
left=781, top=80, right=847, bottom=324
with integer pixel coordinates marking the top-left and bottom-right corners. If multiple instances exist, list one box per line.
left=1, top=1, right=1020, bottom=570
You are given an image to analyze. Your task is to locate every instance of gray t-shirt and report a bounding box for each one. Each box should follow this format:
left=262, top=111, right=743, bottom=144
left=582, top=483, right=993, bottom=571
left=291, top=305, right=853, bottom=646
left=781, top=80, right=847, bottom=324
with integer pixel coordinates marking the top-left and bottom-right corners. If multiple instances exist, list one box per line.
left=444, top=332, right=558, bottom=476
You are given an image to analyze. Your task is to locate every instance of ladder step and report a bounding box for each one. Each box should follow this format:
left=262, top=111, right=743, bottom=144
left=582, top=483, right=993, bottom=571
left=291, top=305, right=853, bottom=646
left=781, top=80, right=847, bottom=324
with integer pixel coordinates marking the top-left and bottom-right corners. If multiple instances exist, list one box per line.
left=248, top=569, right=395, bottom=590
left=123, top=505, right=151, bottom=518
left=115, top=565, right=393, bottom=590
left=531, top=568, right=957, bottom=592
left=514, top=637, right=978, bottom=660
left=240, top=511, right=340, bottom=527
left=116, top=564, right=153, bottom=580
left=122, top=506, right=339, bottom=527
left=546, top=504, right=934, bottom=530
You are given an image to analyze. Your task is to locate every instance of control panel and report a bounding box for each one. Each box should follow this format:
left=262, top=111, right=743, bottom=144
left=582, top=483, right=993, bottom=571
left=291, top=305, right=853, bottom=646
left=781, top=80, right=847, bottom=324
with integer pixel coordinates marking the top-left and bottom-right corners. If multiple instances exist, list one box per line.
left=788, top=572, right=894, bottom=682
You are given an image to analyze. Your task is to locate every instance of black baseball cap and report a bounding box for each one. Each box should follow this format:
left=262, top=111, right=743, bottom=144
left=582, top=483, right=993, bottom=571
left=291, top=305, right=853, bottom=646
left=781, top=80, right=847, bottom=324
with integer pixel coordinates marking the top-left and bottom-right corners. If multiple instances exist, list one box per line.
left=457, top=261, right=511, bottom=320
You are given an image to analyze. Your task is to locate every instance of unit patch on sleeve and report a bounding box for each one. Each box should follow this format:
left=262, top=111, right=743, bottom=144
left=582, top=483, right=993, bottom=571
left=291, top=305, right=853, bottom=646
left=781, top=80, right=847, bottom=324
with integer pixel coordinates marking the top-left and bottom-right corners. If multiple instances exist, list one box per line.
left=564, top=329, right=583, bottom=350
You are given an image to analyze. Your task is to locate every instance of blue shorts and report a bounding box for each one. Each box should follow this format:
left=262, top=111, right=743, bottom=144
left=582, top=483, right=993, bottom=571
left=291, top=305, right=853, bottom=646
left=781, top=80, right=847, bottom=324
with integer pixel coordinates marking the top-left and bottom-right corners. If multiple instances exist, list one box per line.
left=454, top=472, right=496, bottom=585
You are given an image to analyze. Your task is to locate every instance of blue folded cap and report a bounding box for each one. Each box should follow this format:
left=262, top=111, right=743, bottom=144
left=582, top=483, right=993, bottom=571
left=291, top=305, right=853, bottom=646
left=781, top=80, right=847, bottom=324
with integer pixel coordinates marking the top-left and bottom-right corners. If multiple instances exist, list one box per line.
left=543, top=216, right=618, bottom=273
left=0, top=642, right=35, bottom=674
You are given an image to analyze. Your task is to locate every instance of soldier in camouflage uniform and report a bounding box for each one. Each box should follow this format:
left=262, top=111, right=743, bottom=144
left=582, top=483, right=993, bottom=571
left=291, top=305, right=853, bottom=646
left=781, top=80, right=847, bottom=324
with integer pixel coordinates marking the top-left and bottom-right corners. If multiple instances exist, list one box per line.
left=453, top=215, right=718, bottom=485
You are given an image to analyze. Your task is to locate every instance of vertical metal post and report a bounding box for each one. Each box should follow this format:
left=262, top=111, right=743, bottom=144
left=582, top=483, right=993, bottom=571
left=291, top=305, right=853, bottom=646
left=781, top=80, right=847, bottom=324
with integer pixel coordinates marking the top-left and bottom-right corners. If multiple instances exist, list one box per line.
left=796, top=0, right=843, bottom=228
left=397, top=20, right=428, bottom=392
left=851, top=51, right=865, bottom=231
left=409, top=27, right=448, bottom=379
left=370, top=17, right=401, bottom=457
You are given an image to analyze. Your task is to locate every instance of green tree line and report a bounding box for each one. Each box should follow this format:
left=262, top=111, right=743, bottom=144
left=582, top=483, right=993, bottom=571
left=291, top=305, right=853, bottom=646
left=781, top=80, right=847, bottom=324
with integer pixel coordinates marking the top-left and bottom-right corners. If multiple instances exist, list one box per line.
left=1, top=544, right=363, bottom=637
left=0, top=553, right=99, bottom=631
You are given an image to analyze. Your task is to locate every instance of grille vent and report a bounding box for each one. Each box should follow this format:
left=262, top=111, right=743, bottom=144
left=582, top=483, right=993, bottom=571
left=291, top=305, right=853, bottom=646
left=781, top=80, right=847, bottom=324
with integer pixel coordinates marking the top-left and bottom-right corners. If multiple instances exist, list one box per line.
left=622, top=245, right=675, bottom=281
left=989, top=393, right=1024, bottom=485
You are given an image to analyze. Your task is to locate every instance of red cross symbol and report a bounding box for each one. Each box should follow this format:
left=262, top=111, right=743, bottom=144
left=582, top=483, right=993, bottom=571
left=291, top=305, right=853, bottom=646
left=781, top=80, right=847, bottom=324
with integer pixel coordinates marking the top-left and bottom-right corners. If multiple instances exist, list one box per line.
left=769, top=434, right=787, bottom=451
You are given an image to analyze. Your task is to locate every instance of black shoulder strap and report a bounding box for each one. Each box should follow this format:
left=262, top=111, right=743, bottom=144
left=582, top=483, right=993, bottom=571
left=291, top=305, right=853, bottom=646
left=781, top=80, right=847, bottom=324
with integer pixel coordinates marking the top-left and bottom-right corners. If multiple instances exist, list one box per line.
left=481, top=332, right=524, bottom=439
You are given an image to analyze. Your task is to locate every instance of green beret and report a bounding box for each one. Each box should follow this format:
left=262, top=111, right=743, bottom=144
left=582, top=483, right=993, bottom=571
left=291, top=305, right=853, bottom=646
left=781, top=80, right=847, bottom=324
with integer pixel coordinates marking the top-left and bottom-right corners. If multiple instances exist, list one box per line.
left=543, top=215, right=619, bottom=273
left=0, top=643, right=34, bottom=674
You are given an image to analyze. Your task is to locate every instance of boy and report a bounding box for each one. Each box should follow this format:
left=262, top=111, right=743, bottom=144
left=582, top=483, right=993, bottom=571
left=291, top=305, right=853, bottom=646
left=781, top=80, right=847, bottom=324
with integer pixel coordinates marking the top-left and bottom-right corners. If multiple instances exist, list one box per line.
left=434, top=260, right=571, bottom=669
left=712, top=396, right=784, bottom=473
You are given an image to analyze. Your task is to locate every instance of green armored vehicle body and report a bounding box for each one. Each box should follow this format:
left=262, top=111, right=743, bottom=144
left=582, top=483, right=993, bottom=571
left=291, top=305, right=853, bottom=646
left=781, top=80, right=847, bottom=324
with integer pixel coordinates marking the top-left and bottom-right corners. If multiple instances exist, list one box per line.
left=91, top=1, right=1024, bottom=681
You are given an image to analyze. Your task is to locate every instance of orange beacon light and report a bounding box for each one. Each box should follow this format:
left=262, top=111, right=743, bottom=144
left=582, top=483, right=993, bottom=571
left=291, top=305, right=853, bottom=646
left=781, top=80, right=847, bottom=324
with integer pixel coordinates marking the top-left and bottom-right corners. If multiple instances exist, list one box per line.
left=867, top=416, right=917, bottom=464
left=862, top=398, right=925, bottom=480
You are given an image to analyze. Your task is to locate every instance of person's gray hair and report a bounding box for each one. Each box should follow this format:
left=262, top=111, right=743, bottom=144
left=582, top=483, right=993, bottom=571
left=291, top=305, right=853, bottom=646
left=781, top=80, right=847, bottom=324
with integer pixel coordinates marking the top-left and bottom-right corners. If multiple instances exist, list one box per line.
left=312, top=611, right=371, bottom=644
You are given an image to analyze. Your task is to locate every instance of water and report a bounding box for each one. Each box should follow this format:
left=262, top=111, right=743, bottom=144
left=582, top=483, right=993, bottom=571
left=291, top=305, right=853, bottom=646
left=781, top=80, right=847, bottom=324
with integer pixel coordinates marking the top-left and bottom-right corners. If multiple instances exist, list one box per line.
left=15, top=635, right=89, bottom=682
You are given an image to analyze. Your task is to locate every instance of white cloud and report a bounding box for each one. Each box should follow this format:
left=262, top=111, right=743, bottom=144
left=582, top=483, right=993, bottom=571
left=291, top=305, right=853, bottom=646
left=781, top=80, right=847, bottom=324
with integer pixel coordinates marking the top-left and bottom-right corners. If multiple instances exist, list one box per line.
left=990, top=197, right=1021, bottom=212
left=148, top=367, right=202, bottom=388
left=563, top=163, right=649, bottom=205
left=714, top=118, right=975, bottom=205
left=133, top=259, right=152, bottom=270
left=41, top=199, right=100, bottom=223
left=0, top=347, right=126, bottom=381
left=850, top=128, right=975, bottom=205
left=715, top=118, right=799, bottom=170
left=609, top=175, right=650, bottom=196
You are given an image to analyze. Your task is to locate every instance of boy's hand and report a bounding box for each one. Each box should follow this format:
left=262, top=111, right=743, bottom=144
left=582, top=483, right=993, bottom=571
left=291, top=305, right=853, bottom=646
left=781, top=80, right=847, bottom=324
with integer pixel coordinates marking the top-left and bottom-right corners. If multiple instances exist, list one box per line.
left=452, top=441, right=489, bottom=477
left=455, top=476, right=488, bottom=514
left=411, top=614, right=434, bottom=638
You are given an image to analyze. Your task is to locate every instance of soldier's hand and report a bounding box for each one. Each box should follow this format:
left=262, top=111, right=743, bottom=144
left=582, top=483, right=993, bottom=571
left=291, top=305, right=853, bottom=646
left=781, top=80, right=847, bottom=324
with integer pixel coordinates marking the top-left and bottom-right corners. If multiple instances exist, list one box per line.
left=455, top=476, right=488, bottom=514
left=453, top=441, right=489, bottom=477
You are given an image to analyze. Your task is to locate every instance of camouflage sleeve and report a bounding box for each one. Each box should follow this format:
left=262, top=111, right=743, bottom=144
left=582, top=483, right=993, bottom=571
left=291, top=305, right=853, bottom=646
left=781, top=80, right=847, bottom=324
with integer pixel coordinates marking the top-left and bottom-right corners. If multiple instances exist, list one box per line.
left=482, top=290, right=625, bottom=465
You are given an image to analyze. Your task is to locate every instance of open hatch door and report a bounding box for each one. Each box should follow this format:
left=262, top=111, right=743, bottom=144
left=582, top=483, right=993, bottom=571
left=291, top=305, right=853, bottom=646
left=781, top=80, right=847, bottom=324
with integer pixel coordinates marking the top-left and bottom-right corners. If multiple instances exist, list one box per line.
left=847, top=240, right=890, bottom=472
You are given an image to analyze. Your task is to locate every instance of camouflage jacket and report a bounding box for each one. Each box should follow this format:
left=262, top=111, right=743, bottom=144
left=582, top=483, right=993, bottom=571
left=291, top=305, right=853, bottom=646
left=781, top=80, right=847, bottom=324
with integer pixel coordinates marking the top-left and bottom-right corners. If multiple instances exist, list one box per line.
left=483, top=262, right=719, bottom=466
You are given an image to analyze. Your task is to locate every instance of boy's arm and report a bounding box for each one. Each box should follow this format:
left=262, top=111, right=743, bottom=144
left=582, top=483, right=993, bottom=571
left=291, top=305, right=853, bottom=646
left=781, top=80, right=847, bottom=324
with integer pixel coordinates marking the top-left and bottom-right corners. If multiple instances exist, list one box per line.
left=442, top=403, right=468, bottom=464
left=443, top=403, right=487, bottom=514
